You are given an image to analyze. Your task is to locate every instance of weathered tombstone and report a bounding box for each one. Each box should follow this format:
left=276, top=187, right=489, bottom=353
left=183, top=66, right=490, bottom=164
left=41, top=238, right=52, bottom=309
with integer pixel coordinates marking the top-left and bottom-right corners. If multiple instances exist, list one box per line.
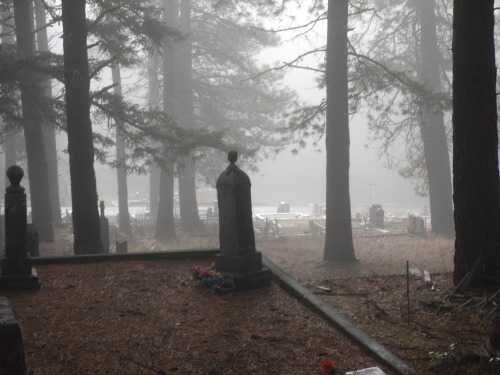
left=99, top=201, right=110, bottom=253
left=0, top=166, right=40, bottom=290
left=64, top=209, right=71, bottom=223
left=0, top=297, right=28, bottom=375
left=26, top=223, right=39, bottom=257
left=408, top=214, right=426, bottom=237
left=116, top=240, right=128, bottom=254
left=277, top=201, right=290, bottom=213
left=369, top=204, right=384, bottom=228
left=215, top=151, right=271, bottom=290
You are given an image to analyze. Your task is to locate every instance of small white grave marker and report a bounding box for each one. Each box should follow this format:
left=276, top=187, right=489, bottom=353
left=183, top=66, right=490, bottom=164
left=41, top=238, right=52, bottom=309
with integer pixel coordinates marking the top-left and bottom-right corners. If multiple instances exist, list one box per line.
left=346, top=367, right=387, bottom=375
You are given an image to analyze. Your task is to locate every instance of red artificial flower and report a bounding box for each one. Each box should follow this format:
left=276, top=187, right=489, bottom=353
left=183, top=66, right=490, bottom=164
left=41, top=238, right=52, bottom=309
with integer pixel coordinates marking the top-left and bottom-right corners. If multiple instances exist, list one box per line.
left=320, top=358, right=335, bottom=374
left=198, top=270, right=210, bottom=278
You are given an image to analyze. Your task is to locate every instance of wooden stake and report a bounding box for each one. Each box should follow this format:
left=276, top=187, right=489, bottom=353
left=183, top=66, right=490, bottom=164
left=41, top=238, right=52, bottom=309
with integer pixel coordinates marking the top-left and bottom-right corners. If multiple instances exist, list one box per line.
left=407, top=260, right=410, bottom=324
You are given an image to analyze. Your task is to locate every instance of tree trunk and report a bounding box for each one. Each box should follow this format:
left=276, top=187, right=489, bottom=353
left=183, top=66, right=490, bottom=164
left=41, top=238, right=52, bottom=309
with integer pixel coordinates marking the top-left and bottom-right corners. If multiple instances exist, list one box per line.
left=1, top=3, right=18, bottom=189
left=156, top=165, right=176, bottom=240
left=4, top=134, right=18, bottom=188
left=416, top=0, right=454, bottom=237
left=178, top=160, right=201, bottom=233
left=147, top=54, right=161, bottom=218
left=111, top=63, right=132, bottom=234
left=323, top=0, right=356, bottom=262
left=452, top=0, right=500, bottom=286
left=177, top=0, right=201, bottom=233
left=34, top=0, right=62, bottom=224
left=155, top=0, right=176, bottom=240
left=12, top=0, right=54, bottom=242
left=62, top=0, right=103, bottom=254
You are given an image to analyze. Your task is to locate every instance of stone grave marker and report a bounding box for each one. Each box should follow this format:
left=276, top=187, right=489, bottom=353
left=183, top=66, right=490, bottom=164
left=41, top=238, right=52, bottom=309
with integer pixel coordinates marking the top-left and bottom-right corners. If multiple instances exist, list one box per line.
left=99, top=201, right=110, bottom=253
left=408, top=214, right=426, bottom=236
left=369, top=204, right=384, bottom=228
left=26, top=223, right=39, bottom=257
left=0, top=296, right=28, bottom=375
left=215, top=151, right=271, bottom=290
left=116, top=240, right=128, bottom=254
left=277, top=201, right=290, bottom=213
left=0, top=166, right=40, bottom=290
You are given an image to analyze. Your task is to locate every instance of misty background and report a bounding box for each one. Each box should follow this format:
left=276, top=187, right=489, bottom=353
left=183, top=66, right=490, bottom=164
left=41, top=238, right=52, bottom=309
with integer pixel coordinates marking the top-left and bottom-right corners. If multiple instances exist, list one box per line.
left=86, top=19, right=425, bottom=215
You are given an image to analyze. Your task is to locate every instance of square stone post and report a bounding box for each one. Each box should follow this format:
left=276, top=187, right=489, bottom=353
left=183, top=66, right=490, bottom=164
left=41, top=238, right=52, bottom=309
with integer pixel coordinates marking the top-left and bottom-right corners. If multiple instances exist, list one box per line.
left=0, top=166, right=40, bottom=290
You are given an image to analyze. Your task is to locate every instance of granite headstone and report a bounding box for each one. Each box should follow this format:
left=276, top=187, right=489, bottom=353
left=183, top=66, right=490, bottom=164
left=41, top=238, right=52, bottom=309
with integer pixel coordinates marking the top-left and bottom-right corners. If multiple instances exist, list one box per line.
left=215, top=151, right=271, bottom=289
left=0, top=166, right=40, bottom=290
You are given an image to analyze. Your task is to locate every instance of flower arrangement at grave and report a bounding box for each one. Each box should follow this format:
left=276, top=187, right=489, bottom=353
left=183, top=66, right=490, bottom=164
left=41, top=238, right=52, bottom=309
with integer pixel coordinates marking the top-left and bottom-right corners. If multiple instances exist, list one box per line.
left=189, top=265, right=235, bottom=294
left=320, top=357, right=341, bottom=374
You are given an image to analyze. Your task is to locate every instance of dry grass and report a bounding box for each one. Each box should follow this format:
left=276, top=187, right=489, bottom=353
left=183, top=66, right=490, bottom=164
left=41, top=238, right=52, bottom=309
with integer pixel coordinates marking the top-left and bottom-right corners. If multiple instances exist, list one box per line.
left=258, top=233, right=454, bottom=281
left=258, top=232, right=499, bottom=375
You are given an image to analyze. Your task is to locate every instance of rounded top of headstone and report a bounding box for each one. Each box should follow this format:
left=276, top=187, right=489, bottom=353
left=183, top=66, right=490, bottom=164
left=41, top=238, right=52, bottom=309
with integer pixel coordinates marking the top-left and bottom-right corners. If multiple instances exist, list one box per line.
left=217, top=151, right=250, bottom=188
left=6, top=165, right=25, bottom=194
left=7, top=165, right=24, bottom=185
left=228, top=151, right=238, bottom=164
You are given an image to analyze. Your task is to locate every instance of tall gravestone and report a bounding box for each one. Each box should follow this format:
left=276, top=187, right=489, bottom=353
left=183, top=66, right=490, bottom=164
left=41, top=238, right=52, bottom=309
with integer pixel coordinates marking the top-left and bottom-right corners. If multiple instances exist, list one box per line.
left=215, top=151, right=271, bottom=290
left=369, top=204, right=384, bottom=229
left=0, top=166, right=40, bottom=290
left=99, top=201, right=110, bottom=253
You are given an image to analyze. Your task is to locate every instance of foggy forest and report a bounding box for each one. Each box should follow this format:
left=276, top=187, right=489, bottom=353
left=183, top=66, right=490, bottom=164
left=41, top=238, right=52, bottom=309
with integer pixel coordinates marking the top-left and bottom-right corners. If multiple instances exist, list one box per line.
left=0, top=0, right=500, bottom=374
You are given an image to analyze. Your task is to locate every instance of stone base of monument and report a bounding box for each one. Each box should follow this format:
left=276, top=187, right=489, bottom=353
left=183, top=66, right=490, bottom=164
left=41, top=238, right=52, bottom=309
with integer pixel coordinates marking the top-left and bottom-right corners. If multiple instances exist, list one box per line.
left=1, top=257, right=33, bottom=275
left=215, top=251, right=263, bottom=273
left=224, top=267, right=272, bottom=291
left=215, top=251, right=271, bottom=290
left=0, top=297, right=28, bottom=375
left=0, top=269, right=41, bottom=291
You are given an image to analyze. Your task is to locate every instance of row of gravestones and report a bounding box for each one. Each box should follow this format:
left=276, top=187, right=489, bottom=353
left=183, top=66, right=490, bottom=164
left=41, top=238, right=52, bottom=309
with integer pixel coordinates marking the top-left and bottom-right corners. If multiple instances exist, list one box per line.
left=0, top=157, right=269, bottom=286
left=368, top=204, right=426, bottom=236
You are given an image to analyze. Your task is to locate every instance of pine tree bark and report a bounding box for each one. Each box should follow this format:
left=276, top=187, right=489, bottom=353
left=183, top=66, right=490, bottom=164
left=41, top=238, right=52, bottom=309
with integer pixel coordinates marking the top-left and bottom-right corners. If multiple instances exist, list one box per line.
left=155, top=0, right=177, bottom=240
left=416, top=0, right=454, bottom=237
left=34, top=0, right=62, bottom=224
left=12, top=0, right=54, bottom=242
left=147, top=54, right=161, bottom=218
left=111, top=63, right=132, bottom=235
left=452, top=0, right=500, bottom=286
left=323, top=0, right=356, bottom=262
left=1, top=4, right=18, bottom=189
left=177, top=0, right=201, bottom=234
left=62, top=0, right=103, bottom=254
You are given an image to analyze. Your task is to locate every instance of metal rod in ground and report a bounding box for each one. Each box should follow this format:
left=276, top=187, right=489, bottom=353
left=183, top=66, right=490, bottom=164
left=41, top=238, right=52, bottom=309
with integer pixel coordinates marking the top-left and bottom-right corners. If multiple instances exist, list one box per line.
left=406, top=260, right=410, bottom=324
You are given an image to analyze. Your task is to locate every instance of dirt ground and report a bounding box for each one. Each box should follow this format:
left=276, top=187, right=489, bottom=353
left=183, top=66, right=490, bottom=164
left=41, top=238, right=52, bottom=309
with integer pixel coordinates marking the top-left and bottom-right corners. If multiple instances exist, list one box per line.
left=24, top=226, right=500, bottom=374
left=6, top=261, right=382, bottom=375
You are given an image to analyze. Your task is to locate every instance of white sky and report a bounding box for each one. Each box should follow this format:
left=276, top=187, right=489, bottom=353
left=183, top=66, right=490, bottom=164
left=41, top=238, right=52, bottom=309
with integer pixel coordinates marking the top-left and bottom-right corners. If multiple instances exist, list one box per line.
left=248, top=10, right=426, bottom=213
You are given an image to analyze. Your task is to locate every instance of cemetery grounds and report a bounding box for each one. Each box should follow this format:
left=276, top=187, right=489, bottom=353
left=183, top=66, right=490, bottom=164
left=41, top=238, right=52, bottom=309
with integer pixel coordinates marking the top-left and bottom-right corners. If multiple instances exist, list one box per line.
left=4, top=224, right=500, bottom=374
